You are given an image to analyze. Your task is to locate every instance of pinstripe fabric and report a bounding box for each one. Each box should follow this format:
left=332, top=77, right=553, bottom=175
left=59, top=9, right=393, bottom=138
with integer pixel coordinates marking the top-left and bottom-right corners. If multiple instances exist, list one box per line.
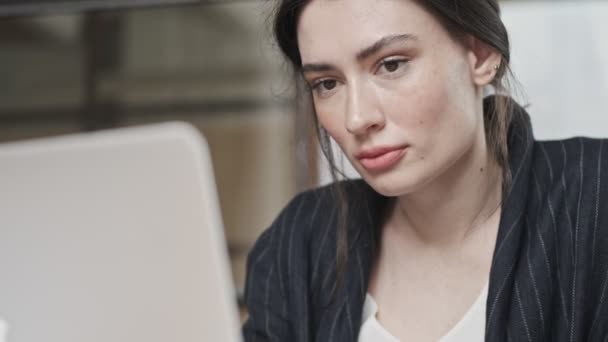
left=242, top=97, right=608, bottom=341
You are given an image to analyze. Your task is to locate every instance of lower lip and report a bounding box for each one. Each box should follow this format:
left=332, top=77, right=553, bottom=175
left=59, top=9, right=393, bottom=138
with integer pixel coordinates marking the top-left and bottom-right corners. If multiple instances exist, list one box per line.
left=358, top=148, right=407, bottom=172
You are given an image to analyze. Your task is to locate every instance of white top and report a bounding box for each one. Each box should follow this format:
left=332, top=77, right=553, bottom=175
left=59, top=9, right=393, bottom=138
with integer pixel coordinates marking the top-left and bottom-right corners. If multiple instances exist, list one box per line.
left=358, top=283, right=489, bottom=342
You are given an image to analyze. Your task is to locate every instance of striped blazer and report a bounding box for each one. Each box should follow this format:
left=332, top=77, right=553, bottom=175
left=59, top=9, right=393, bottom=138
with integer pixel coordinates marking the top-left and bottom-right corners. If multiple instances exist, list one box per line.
left=242, top=99, right=608, bottom=341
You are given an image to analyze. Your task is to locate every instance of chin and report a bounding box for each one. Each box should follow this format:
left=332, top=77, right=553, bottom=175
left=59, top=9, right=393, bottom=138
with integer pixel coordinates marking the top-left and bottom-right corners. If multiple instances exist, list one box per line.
left=360, top=170, right=428, bottom=197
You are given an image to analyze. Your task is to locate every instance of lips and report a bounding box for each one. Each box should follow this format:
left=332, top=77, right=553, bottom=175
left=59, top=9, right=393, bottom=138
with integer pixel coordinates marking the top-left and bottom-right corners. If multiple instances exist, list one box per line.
left=356, top=145, right=408, bottom=172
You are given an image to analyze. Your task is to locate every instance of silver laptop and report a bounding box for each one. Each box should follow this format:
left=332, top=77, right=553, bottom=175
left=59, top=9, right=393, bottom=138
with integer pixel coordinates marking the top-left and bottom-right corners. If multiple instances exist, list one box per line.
left=0, top=122, right=242, bottom=342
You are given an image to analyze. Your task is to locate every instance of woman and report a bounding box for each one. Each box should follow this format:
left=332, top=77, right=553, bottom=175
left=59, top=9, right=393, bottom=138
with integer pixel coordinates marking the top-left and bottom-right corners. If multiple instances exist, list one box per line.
left=243, top=0, right=608, bottom=341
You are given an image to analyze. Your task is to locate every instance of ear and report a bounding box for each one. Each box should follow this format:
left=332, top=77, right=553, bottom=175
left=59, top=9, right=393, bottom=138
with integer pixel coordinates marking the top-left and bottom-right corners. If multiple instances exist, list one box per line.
left=465, top=35, right=502, bottom=87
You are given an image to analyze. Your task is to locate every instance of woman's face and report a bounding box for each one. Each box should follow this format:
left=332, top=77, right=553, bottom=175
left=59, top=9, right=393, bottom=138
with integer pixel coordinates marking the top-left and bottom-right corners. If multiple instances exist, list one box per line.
left=297, top=0, right=495, bottom=196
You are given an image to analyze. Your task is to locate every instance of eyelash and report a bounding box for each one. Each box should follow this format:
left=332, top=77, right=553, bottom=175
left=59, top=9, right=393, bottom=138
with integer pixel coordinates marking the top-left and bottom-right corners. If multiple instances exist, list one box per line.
left=376, top=56, right=410, bottom=74
left=308, top=56, right=410, bottom=96
left=310, top=78, right=336, bottom=92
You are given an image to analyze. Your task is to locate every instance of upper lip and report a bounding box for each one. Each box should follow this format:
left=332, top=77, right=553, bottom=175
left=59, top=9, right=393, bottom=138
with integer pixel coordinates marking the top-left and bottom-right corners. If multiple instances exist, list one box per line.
left=356, top=145, right=409, bottom=159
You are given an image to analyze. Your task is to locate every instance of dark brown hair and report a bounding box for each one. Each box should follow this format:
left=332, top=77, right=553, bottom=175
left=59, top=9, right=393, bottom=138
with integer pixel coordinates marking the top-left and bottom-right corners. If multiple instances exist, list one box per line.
left=273, top=0, right=515, bottom=292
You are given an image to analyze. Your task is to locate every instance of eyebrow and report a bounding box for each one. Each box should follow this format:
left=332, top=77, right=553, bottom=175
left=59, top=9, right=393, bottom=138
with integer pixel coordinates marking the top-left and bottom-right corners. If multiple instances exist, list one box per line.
left=356, top=34, right=418, bottom=61
left=301, top=33, right=418, bottom=74
left=301, top=63, right=335, bottom=74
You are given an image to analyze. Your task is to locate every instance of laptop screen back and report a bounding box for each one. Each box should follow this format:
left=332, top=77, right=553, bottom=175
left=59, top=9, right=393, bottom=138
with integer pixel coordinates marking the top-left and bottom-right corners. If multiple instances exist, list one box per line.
left=0, top=122, right=241, bottom=342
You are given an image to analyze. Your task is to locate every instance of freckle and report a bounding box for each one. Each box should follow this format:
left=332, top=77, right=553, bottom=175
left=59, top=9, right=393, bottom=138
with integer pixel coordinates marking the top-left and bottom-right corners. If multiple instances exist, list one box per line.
left=480, top=167, right=484, bottom=172
left=419, top=120, right=424, bottom=125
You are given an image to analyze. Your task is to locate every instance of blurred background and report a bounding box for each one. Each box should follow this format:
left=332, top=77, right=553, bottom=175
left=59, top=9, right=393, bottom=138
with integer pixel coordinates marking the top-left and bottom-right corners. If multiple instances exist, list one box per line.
left=0, top=0, right=305, bottom=320
left=1, top=0, right=607, bottom=320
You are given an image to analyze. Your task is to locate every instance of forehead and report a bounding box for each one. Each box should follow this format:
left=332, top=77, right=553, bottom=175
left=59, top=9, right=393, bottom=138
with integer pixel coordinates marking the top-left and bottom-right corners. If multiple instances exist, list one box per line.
left=297, top=0, right=445, bottom=63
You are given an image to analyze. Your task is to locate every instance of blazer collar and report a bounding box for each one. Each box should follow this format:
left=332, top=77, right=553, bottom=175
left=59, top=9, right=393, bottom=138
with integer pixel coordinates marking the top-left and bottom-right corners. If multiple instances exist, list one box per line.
left=484, top=96, right=536, bottom=339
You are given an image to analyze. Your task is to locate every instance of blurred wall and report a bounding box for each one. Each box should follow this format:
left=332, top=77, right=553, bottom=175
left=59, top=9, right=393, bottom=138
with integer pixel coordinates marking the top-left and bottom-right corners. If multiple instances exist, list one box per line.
left=0, top=1, right=298, bottom=296
left=502, top=1, right=608, bottom=140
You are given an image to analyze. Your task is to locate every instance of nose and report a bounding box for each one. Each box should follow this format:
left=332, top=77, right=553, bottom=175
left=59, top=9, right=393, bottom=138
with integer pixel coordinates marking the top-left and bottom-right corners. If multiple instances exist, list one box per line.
left=344, top=81, right=385, bottom=136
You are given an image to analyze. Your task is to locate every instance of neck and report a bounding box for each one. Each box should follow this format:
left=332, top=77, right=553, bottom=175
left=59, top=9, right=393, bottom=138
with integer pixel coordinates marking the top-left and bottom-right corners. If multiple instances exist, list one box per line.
left=390, top=129, right=503, bottom=248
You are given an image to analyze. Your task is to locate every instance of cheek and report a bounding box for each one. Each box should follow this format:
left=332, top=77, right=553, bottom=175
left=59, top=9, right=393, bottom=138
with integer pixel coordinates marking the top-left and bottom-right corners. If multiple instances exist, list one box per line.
left=314, top=101, right=348, bottom=148
left=381, top=61, right=475, bottom=162
left=385, top=46, right=473, bottom=132
left=383, top=66, right=449, bottom=137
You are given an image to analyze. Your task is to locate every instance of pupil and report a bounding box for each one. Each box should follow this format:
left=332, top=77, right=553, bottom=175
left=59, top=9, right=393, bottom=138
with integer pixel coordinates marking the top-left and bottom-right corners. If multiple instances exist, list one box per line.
left=385, top=61, right=399, bottom=72
left=324, top=80, right=336, bottom=90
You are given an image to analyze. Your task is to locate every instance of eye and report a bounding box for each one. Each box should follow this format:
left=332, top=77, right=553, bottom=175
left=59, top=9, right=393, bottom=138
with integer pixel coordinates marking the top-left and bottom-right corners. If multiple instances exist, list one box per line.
left=310, top=78, right=340, bottom=98
left=377, top=57, right=409, bottom=75
left=383, top=60, right=401, bottom=72
left=318, top=79, right=337, bottom=90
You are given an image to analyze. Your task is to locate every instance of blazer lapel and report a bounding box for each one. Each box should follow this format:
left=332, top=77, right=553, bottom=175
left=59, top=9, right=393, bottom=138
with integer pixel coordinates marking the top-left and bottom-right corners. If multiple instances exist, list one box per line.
left=485, top=99, right=536, bottom=341
left=313, top=182, right=388, bottom=341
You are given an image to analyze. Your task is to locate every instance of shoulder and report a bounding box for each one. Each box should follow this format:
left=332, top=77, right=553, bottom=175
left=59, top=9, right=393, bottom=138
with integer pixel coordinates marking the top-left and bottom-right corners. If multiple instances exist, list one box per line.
left=533, top=137, right=607, bottom=182
left=535, top=136, right=606, bottom=159
left=245, top=178, right=383, bottom=282
left=530, top=137, right=608, bottom=244
left=243, top=179, right=376, bottom=321
left=248, top=178, right=374, bottom=257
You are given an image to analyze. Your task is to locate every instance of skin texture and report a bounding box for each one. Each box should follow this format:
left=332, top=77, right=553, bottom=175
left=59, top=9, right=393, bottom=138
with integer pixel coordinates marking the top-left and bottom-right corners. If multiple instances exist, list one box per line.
left=298, top=0, right=505, bottom=340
